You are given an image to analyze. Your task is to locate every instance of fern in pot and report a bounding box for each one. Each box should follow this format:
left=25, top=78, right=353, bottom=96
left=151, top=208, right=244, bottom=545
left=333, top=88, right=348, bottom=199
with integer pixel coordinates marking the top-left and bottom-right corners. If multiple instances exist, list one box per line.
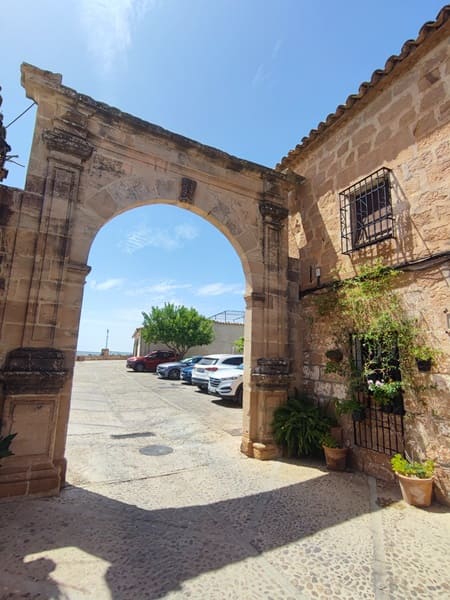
left=272, top=390, right=331, bottom=458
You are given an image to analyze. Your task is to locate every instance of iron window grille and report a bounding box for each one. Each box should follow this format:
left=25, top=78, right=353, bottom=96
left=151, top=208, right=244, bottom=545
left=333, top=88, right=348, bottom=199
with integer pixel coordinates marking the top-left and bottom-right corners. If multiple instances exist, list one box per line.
left=351, top=335, right=405, bottom=456
left=340, top=167, right=394, bottom=254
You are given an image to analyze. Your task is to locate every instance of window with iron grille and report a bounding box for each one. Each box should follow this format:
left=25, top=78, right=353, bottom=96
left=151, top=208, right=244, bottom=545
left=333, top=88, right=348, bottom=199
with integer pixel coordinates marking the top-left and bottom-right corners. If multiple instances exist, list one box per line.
left=340, top=167, right=394, bottom=254
left=351, top=335, right=405, bottom=455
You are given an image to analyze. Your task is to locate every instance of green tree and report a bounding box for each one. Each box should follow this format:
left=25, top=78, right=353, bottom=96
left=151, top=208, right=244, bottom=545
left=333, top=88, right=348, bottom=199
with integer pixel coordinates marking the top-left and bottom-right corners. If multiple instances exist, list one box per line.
left=141, top=303, right=214, bottom=358
left=234, top=336, right=244, bottom=353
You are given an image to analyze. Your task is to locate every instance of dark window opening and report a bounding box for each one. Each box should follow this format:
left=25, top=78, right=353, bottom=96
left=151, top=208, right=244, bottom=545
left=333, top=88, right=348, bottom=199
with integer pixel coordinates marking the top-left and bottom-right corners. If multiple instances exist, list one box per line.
left=351, top=335, right=405, bottom=455
left=340, top=167, right=394, bottom=254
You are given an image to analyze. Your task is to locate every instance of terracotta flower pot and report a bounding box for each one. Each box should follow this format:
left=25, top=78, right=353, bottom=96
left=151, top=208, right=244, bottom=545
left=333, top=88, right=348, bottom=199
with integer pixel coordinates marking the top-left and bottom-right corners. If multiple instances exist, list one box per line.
left=396, top=472, right=433, bottom=507
left=323, top=446, right=348, bottom=471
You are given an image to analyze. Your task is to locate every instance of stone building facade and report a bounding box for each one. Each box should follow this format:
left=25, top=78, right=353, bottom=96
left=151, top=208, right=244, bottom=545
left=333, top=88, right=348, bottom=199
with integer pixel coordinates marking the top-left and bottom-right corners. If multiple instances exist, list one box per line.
left=279, top=7, right=450, bottom=503
left=0, top=7, right=449, bottom=503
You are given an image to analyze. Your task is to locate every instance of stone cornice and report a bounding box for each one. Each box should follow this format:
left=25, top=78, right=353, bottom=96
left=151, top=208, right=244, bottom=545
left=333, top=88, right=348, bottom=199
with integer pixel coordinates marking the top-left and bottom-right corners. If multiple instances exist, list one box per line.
left=42, top=129, right=93, bottom=161
left=21, top=63, right=302, bottom=187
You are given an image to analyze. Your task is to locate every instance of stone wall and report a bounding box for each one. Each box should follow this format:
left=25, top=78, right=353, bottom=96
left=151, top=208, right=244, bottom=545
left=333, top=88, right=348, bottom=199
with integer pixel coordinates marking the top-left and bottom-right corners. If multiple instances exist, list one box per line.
left=285, top=24, right=450, bottom=502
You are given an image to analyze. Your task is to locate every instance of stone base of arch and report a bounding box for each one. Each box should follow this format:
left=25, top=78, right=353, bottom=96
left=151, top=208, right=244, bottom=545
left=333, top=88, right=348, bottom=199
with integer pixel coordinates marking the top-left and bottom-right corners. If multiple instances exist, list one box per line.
left=240, top=362, right=291, bottom=461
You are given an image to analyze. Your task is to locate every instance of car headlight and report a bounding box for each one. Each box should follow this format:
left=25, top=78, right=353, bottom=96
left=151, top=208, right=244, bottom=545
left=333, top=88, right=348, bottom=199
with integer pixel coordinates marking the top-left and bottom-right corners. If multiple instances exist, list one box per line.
left=221, top=375, right=239, bottom=382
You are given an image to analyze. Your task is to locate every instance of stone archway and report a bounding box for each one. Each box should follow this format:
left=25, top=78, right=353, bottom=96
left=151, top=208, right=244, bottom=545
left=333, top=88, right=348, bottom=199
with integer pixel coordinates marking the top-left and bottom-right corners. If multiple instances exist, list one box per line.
left=0, top=64, right=303, bottom=497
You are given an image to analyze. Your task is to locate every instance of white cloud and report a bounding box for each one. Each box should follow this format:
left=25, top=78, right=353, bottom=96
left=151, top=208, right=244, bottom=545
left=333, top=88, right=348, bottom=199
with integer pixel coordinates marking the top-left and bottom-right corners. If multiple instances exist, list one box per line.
left=196, top=283, right=244, bottom=297
left=174, top=224, right=198, bottom=240
left=252, top=64, right=269, bottom=87
left=272, top=38, right=283, bottom=60
left=90, top=278, right=125, bottom=291
left=252, top=38, right=283, bottom=87
left=120, top=223, right=199, bottom=254
left=125, top=280, right=192, bottom=297
left=79, top=0, right=153, bottom=73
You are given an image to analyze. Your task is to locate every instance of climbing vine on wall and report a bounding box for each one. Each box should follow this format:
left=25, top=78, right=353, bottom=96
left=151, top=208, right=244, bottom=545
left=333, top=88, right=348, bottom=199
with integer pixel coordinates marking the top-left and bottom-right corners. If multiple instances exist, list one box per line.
left=315, top=261, right=438, bottom=403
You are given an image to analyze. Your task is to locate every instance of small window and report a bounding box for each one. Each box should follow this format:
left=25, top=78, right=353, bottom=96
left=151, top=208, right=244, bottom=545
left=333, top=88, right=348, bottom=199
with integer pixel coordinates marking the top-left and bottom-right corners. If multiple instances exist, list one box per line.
left=340, top=167, right=394, bottom=254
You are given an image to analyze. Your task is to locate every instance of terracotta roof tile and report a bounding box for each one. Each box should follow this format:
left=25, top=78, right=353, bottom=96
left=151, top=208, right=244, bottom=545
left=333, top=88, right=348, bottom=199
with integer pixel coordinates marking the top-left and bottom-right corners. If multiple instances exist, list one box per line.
left=277, top=5, right=450, bottom=171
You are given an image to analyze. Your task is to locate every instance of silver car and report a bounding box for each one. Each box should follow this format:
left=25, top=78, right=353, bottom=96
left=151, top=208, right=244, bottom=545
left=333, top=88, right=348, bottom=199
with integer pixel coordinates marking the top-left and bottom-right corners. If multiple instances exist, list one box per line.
left=191, top=354, right=243, bottom=391
left=156, top=355, right=203, bottom=380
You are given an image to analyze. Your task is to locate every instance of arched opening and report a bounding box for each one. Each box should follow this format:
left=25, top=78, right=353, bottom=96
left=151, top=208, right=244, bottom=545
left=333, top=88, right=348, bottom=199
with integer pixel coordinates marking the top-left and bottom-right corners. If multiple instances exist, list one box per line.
left=0, top=64, right=300, bottom=498
left=77, top=203, right=246, bottom=356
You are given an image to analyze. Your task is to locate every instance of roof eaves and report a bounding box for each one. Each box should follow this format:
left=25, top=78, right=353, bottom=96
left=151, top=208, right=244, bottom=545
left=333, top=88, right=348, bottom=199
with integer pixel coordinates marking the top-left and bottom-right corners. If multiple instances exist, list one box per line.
left=276, top=5, right=450, bottom=171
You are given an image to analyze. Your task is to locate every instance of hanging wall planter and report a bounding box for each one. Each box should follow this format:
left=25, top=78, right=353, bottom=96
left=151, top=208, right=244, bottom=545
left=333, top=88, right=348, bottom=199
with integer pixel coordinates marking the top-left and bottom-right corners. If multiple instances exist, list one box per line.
left=416, top=358, right=432, bottom=372
left=325, top=349, right=343, bottom=363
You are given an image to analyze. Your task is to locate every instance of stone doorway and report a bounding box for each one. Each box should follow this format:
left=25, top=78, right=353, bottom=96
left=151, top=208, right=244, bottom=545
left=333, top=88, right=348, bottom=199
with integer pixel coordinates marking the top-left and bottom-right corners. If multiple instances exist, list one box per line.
left=0, top=64, right=303, bottom=498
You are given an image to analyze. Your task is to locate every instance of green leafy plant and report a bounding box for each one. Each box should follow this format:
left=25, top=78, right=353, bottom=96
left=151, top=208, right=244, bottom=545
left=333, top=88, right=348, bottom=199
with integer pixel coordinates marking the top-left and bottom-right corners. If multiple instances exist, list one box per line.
left=0, top=429, right=17, bottom=461
left=368, top=380, right=403, bottom=406
left=141, top=303, right=214, bottom=357
left=272, top=390, right=332, bottom=457
left=315, top=261, right=438, bottom=404
left=325, top=361, right=346, bottom=375
left=321, top=433, right=340, bottom=448
left=411, top=346, right=435, bottom=362
left=391, top=454, right=434, bottom=479
left=335, top=397, right=361, bottom=415
left=234, top=336, right=244, bottom=353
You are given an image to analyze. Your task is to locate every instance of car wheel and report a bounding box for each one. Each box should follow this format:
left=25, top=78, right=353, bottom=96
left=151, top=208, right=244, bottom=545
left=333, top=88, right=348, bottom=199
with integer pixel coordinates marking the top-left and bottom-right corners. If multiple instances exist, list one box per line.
left=168, top=369, right=180, bottom=380
left=135, top=363, right=145, bottom=372
left=235, top=385, right=243, bottom=406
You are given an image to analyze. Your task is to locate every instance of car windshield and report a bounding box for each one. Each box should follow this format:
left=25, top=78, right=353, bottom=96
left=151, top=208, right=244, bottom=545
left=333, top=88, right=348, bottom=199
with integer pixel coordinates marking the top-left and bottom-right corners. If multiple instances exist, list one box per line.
left=197, top=357, right=218, bottom=366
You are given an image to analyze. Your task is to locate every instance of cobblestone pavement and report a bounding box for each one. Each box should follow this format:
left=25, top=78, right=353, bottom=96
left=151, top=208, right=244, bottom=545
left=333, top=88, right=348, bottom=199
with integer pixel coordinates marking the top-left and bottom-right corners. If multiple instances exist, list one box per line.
left=1, top=360, right=449, bottom=599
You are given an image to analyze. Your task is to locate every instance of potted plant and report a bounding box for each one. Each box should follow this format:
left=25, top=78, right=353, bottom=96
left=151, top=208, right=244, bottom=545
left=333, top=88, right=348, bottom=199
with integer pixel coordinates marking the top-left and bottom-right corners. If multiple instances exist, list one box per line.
left=391, top=453, right=434, bottom=507
left=412, top=346, right=435, bottom=372
left=325, top=348, right=343, bottom=363
left=322, top=433, right=348, bottom=471
left=0, top=427, right=16, bottom=464
left=272, top=390, right=332, bottom=458
left=368, top=379, right=403, bottom=411
left=335, top=398, right=366, bottom=422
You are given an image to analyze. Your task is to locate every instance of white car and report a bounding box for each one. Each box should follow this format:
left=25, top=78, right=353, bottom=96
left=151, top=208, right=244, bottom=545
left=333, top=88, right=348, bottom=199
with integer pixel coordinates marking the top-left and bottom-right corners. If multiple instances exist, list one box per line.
left=191, top=354, right=243, bottom=391
left=208, top=364, right=243, bottom=405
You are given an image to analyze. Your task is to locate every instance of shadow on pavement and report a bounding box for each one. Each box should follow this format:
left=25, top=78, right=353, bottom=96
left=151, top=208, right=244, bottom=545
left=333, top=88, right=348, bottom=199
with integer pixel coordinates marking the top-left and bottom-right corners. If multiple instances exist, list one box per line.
left=1, top=474, right=371, bottom=599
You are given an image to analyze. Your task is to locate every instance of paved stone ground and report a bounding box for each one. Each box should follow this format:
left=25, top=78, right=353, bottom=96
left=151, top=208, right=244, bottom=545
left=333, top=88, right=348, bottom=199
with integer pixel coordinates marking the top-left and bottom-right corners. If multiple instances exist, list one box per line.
left=1, top=360, right=449, bottom=599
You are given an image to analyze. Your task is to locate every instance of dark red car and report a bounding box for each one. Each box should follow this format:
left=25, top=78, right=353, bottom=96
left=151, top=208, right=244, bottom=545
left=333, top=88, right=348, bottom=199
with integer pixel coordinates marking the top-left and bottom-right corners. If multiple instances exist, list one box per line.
left=126, top=350, right=180, bottom=372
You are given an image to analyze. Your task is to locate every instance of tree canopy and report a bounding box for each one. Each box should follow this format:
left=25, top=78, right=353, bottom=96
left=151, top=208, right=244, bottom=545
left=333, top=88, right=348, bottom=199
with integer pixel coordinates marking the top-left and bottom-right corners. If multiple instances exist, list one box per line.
left=234, top=336, right=244, bottom=353
left=141, top=303, right=214, bottom=357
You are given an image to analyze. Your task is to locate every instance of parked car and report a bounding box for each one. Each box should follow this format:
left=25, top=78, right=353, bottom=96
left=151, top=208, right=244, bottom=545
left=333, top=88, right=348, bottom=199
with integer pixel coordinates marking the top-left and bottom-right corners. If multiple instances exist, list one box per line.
left=156, top=355, right=203, bottom=380
left=181, top=365, right=195, bottom=384
left=208, top=364, right=244, bottom=405
left=126, top=350, right=180, bottom=372
left=191, top=354, right=243, bottom=391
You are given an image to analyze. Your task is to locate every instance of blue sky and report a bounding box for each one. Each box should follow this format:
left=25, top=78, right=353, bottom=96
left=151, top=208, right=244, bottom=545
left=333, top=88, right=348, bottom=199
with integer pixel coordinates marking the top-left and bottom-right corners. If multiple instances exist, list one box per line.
left=3, top=0, right=445, bottom=352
